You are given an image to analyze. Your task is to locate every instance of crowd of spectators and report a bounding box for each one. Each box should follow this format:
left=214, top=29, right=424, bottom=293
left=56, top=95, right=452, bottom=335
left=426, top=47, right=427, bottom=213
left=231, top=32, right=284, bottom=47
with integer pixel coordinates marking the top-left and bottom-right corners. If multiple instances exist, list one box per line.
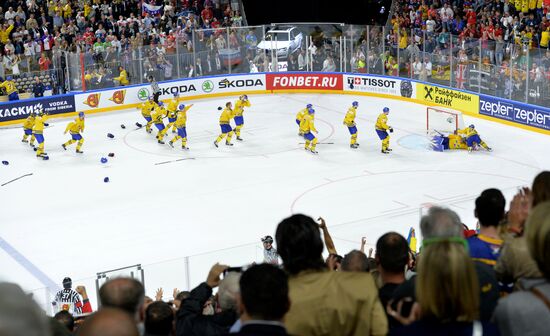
left=1, top=170, right=549, bottom=335
left=360, top=0, right=550, bottom=104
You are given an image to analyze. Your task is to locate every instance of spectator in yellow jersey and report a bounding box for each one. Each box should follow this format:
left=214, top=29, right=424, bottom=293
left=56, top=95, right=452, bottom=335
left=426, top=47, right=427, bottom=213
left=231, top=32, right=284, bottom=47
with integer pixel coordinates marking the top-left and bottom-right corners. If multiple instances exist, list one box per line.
left=114, top=66, right=129, bottom=86
left=214, top=102, right=235, bottom=147
left=62, top=112, right=86, bottom=153
left=0, top=76, right=19, bottom=101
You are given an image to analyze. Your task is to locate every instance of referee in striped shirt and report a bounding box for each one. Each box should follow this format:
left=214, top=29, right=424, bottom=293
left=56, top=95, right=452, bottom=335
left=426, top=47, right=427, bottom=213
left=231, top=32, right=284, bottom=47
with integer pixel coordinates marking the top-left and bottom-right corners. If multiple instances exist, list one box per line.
left=149, top=75, right=161, bottom=104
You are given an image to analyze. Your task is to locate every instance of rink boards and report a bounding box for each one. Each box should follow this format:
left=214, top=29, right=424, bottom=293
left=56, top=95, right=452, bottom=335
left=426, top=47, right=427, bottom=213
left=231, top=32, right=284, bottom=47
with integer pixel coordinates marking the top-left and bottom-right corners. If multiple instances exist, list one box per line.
left=1, top=72, right=549, bottom=135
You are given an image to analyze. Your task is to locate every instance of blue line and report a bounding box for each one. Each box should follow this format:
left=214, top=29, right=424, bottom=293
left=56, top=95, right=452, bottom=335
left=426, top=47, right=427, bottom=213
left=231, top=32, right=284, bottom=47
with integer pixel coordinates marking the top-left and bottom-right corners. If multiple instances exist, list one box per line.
left=0, top=236, right=60, bottom=291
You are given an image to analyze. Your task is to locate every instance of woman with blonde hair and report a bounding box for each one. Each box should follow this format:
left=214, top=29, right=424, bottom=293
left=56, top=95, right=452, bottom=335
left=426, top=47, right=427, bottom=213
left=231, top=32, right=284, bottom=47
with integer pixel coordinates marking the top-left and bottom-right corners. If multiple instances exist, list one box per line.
left=389, top=238, right=498, bottom=335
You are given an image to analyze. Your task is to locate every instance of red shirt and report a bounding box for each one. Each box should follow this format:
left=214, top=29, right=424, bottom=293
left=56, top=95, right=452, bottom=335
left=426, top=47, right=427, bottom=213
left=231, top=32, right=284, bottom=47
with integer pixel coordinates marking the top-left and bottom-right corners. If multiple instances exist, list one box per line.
left=201, top=8, right=213, bottom=22
left=39, top=57, right=51, bottom=71
left=467, top=11, right=477, bottom=25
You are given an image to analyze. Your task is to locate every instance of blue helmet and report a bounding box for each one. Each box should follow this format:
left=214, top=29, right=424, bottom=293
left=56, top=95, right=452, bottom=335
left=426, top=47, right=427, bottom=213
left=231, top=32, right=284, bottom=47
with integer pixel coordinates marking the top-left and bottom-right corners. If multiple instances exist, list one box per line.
left=158, top=101, right=164, bottom=107
left=306, top=104, right=313, bottom=108
left=6, top=76, right=12, bottom=81
left=173, top=92, right=179, bottom=98
left=469, top=124, right=475, bottom=129
left=78, top=112, right=85, bottom=118
left=178, top=103, right=185, bottom=110
left=352, top=101, right=359, bottom=107
left=383, top=107, right=390, bottom=113
left=308, top=108, right=315, bottom=114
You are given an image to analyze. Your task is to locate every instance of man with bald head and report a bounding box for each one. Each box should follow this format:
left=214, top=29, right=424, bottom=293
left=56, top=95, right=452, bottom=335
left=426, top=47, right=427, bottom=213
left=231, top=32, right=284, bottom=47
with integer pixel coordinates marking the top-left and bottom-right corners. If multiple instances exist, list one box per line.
left=77, top=308, right=139, bottom=336
left=99, top=277, right=145, bottom=321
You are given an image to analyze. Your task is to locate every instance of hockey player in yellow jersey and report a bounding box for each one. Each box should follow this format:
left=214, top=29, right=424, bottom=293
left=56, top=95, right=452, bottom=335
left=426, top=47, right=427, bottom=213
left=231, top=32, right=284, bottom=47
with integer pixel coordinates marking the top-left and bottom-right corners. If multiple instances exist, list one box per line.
left=344, top=101, right=359, bottom=148
left=32, top=110, right=49, bottom=158
left=139, top=96, right=156, bottom=133
left=296, top=103, right=312, bottom=136
left=0, top=76, right=19, bottom=101
left=214, top=102, right=235, bottom=147
left=62, top=112, right=85, bottom=153
left=456, top=124, right=492, bottom=153
left=169, top=103, right=194, bottom=150
left=22, top=112, right=36, bottom=146
left=375, top=107, right=393, bottom=154
left=233, top=95, right=251, bottom=141
left=152, top=102, right=169, bottom=144
left=166, top=93, right=181, bottom=133
left=300, top=108, right=319, bottom=154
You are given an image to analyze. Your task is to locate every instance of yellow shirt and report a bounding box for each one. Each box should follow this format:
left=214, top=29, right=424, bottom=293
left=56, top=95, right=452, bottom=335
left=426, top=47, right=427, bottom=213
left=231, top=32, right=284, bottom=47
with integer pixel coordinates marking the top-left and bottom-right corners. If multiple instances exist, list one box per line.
left=33, top=115, right=48, bottom=134
left=457, top=127, right=478, bottom=138
left=63, top=4, right=72, bottom=18
left=234, top=99, right=251, bottom=117
left=541, top=30, right=549, bottom=48
left=65, top=118, right=85, bottom=134
left=175, top=106, right=192, bottom=128
left=343, top=106, right=357, bottom=127
left=0, top=25, right=14, bottom=44
left=114, top=70, right=129, bottom=85
left=140, top=101, right=154, bottom=117
left=219, top=107, right=235, bottom=124
left=152, top=106, right=167, bottom=124
left=375, top=113, right=389, bottom=131
left=167, top=98, right=180, bottom=113
left=296, top=108, right=309, bottom=121
left=299, top=114, right=317, bottom=134
left=23, top=115, right=36, bottom=130
left=0, top=80, right=17, bottom=95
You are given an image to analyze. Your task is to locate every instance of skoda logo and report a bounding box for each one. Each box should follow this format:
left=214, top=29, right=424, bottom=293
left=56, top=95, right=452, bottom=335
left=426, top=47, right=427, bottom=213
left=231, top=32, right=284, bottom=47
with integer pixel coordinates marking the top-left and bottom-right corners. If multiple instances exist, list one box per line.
left=138, top=88, right=150, bottom=101
left=202, top=80, right=214, bottom=93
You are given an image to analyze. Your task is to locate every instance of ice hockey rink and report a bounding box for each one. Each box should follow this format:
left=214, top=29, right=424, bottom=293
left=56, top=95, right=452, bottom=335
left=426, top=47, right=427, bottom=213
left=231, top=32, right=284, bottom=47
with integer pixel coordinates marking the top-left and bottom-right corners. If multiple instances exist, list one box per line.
left=1, top=93, right=549, bottom=310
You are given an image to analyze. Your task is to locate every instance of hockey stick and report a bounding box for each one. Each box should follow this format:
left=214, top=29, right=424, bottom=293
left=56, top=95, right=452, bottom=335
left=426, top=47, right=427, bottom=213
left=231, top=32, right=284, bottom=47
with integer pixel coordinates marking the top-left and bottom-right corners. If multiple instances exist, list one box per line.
left=154, top=158, right=196, bottom=165
left=1, top=173, right=33, bottom=187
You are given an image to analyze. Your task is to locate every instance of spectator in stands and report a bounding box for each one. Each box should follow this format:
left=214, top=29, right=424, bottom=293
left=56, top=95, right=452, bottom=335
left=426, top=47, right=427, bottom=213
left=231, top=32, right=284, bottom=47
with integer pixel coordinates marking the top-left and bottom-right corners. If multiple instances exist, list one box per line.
left=176, top=263, right=239, bottom=336
left=275, top=214, right=388, bottom=335
left=54, top=311, right=75, bottom=333
left=77, top=308, right=139, bottom=336
left=114, top=66, right=129, bottom=86
left=496, top=171, right=550, bottom=289
left=145, top=302, right=174, bottom=336
left=390, top=206, right=499, bottom=322
left=389, top=236, right=499, bottom=336
left=376, top=232, right=409, bottom=314
left=321, top=55, right=336, bottom=72
left=341, top=250, right=369, bottom=272
left=38, top=52, right=51, bottom=72
left=233, top=264, right=290, bottom=335
left=468, top=189, right=506, bottom=267
left=0, top=282, right=50, bottom=336
left=99, top=277, right=145, bottom=323
left=494, top=201, right=550, bottom=336
left=173, top=290, right=190, bottom=310
left=32, top=76, right=45, bottom=97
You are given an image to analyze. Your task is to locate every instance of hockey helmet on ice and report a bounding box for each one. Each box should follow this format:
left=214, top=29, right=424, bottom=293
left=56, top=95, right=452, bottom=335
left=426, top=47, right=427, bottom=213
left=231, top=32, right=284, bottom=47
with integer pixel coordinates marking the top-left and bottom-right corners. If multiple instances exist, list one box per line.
left=178, top=103, right=185, bottom=110
left=173, top=92, right=180, bottom=98
left=308, top=108, right=315, bottom=114
left=158, top=101, right=164, bottom=107
left=306, top=103, right=313, bottom=108
left=383, top=107, right=390, bottom=113
left=261, top=235, right=273, bottom=244
left=352, top=101, right=359, bottom=107
left=78, top=112, right=85, bottom=118
left=469, top=124, right=475, bottom=129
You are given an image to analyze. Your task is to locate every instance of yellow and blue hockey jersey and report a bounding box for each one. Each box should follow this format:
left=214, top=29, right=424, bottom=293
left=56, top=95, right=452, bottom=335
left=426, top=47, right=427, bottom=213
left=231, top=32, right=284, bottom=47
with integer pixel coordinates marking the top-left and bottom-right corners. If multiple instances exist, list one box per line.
left=344, top=106, right=357, bottom=127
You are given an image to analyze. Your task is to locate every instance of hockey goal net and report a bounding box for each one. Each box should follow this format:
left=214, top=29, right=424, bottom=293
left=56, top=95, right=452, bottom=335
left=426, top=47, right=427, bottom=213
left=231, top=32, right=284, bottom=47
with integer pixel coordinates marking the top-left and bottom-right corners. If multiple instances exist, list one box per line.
left=426, top=106, right=465, bottom=135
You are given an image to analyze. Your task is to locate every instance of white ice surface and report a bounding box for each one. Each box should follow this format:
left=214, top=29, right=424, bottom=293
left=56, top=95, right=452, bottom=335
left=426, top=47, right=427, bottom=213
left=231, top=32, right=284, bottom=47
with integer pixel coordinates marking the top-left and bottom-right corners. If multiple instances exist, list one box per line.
left=1, top=93, right=549, bottom=311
